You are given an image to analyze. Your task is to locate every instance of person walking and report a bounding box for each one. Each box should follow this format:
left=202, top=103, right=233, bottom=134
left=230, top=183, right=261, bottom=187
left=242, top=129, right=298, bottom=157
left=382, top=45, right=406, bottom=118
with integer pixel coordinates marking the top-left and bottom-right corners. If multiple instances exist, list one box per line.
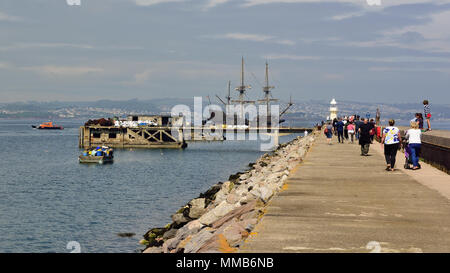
left=369, top=119, right=376, bottom=143
left=381, top=119, right=401, bottom=171
left=344, top=118, right=349, bottom=141
left=324, top=121, right=334, bottom=145
left=332, top=118, right=338, bottom=135
left=336, top=118, right=345, bottom=143
left=405, top=121, right=422, bottom=170
left=355, top=116, right=361, bottom=140
left=358, top=118, right=373, bottom=156
left=347, top=121, right=355, bottom=143
left=423, top=100, right=432, bottom=131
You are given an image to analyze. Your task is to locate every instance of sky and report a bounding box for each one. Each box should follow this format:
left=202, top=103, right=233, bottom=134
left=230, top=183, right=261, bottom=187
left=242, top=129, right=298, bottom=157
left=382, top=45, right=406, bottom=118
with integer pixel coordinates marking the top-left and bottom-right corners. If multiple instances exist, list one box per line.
left=0, top=0, right=450, bottom=104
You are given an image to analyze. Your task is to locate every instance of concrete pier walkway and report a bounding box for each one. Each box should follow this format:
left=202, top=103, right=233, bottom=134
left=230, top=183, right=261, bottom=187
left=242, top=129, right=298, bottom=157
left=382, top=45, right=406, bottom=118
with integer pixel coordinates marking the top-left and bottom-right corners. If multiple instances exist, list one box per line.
left=241, top=134, right=450, bottom=253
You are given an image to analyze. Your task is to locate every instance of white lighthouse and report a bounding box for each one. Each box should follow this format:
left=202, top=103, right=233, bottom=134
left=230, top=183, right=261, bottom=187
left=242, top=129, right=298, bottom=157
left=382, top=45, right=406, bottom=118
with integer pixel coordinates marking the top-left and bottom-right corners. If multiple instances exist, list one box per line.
left=329, top=98, right=338, bottom=121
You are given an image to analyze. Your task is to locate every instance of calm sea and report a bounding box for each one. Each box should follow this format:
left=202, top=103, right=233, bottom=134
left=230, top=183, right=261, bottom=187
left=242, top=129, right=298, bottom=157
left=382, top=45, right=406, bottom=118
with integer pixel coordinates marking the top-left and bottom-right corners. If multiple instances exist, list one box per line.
left=0, top=119, right=305, bottom=253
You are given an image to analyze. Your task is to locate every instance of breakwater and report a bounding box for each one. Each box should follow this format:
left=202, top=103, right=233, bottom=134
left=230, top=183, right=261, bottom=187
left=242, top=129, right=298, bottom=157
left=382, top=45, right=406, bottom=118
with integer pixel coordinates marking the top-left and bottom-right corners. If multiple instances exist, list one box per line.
left=141, top=131, right=318, bottom=253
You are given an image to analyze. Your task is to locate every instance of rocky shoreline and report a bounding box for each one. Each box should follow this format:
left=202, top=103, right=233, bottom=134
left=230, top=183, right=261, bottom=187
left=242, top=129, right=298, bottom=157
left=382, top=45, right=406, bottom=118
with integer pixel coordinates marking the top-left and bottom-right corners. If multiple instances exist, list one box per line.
left=140, top=131, right=317, bottom=253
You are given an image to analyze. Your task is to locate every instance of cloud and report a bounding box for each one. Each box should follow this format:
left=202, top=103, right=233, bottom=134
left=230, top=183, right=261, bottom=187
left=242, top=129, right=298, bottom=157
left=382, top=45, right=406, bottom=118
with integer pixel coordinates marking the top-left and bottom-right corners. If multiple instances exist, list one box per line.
left=22, top=66, right=104, bottom=77
left=0, top=11, right=22, bottom=22
left=203, top=0, right=232, bottom=10
left=207, top=33, right=296, bottom=45
left=134, top=0, right=190, bottom=6
left=324, top=73, right=345, bottom=80
left=241, top=0, right=450, bottom=8
left=329, top=11, right=366, bottom=21
left=346, top=10, right=450, bottom=52
left=0, top=42, right=144, bottom=52
left=212, top=33, right=274, bottom=42
left=369, top=66, right=450, bottom=74
left=127, top=61, right=236, bottom=85
left=0, top=62, right=11, bottom=69
left=264, top=54, right=450, bottom=63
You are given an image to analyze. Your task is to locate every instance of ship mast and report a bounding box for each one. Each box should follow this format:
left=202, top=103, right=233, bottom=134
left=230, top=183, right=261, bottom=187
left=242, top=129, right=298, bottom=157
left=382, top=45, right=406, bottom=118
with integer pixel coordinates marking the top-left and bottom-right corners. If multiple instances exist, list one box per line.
left=231, top=57, right=254, bottom=120
left=258, top=62, right=278, bottom=124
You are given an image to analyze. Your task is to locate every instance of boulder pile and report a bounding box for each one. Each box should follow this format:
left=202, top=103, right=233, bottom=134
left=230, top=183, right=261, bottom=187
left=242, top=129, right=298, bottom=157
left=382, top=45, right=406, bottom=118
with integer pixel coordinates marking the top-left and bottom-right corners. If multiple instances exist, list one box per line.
left=141, top=132, right=317, bottom=253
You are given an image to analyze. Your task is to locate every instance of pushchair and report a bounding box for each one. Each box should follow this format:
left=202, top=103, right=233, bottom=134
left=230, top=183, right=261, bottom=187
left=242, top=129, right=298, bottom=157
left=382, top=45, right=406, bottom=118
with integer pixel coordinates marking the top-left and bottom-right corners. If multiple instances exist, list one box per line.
left=402, top=140, right=421, bottom=169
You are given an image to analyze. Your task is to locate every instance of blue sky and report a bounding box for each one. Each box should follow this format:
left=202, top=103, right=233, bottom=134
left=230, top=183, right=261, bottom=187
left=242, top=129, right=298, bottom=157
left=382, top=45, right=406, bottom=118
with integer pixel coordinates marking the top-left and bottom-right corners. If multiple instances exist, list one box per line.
left=0, top=0, right=449, bottom=103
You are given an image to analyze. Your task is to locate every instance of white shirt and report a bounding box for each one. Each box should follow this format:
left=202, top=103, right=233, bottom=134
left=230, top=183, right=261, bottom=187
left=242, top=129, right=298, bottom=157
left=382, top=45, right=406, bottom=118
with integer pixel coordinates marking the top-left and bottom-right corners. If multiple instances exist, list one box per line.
left=406, top=129, right=421, bottom=144
left=383, top=126, right=400, bottom=144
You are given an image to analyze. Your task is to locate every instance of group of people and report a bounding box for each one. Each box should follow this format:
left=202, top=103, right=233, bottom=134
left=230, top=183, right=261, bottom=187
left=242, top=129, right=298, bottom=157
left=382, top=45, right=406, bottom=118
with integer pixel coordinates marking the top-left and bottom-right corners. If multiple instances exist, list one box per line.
left=323, top=100, right=431, bottom=172
left=381, top=119, right=422, bottom=171
left=324, top=116, right=376, bottom=150
left=410, top=100, right=432, bottom=131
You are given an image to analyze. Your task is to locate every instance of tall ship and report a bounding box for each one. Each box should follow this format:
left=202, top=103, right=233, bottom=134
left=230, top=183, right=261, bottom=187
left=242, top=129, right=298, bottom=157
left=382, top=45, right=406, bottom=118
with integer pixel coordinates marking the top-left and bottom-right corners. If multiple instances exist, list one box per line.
left=213, top=58, right=293, bottom=127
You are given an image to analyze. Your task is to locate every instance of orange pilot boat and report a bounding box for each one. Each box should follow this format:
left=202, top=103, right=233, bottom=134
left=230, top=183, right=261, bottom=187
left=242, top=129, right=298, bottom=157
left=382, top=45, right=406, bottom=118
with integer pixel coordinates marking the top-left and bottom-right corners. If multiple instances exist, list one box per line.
left=32, top=122, right=64, bottom=130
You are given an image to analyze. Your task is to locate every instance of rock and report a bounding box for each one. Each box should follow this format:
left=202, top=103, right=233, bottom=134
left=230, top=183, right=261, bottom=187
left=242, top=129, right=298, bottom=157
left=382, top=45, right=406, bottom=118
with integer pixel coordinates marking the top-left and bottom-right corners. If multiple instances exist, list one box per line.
left=272, top=163, right=286, bottom=173
left=144, top=227, right=167, bottom=238
left=143, top=246, right=163, bottom=253
left=239, top=194, right=257, bottom=205
left=226, top=193, right=239, bottom=204
left=183, top=227, right=216, bottom=253
left=259, top=161, right=268, bottom=167
left=162, top=237, right=180, bottom=253
left=162, top=228, right=178, bottom=240
left=117, top=232, right=135, bottom=238
left=239, top=218, right=258, bottom=232
left=197, top=234, right=237, bottom=253
left=228, top=172, right=244, bottom=183
left=188, top=198, right=206, bottom=219
left=239, top=173, right=250, bottom=181
left=175, top=219, right=204, bottom=240
left=199, top=183, right=222, bottom=206
left=211, top=201, right=256, bottom=229
left=221, top=220, right=249, bottom=247
left=198, top=201, right=236, bottom=226
left=298, top=147, right=307, bottom=157
left=139, top=239, right=149, bottom=246
left=258, top=186, right=273, bottom=203
left=239, top=209, right=258, bottom=221
left=172, top=213, right=190, bottom=226
left=214, top=181, right=233, bottom=204
left=176, top=235, right=193, bottom=252
left=143, top=227, right=169, bottom=247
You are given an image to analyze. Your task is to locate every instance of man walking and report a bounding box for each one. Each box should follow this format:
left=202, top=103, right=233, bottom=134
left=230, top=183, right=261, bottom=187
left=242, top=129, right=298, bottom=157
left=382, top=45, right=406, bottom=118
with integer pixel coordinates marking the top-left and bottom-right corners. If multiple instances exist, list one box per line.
left=358, top=118, right=374, bottom=156
left=336, top=118, right=345, bottom=143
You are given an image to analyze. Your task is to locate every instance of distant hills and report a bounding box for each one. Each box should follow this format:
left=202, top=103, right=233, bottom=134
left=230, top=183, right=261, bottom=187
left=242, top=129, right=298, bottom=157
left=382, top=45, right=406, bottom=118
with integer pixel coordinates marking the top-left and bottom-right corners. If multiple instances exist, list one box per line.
left=1, top=99, right=449, bottom=126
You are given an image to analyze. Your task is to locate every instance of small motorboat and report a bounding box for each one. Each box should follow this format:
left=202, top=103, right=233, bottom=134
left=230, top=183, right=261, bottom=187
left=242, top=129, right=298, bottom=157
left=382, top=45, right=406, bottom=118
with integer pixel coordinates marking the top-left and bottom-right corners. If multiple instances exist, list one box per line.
left=32, top=122, right=64, bottom=130
left=79, top=146, right=114, bottom=164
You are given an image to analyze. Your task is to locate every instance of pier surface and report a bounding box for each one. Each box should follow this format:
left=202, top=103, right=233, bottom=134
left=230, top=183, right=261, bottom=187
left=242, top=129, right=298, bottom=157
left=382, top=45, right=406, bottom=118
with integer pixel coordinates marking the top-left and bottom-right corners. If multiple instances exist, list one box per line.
left=241, top=134, right=450, bottom=253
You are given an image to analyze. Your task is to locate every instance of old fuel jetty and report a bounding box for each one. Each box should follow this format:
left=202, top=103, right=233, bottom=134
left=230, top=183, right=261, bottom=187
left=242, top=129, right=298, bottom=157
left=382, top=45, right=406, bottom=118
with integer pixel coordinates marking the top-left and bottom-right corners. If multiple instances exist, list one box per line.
left=78, top=114, right=187, bottom=149
left=78, top=114, right=313, bottom=149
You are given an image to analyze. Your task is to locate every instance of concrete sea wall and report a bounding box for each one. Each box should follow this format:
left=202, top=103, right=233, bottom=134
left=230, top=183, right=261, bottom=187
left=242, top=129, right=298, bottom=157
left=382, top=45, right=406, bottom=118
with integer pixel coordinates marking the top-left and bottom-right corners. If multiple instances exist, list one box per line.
left=140, top=131, right=318, bottom=253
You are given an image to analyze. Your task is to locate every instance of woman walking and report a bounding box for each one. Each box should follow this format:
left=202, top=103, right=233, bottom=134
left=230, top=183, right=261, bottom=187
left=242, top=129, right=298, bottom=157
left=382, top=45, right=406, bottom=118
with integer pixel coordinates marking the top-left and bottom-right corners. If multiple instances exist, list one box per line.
left=324, top=121, right=334, bottom=145
left=347, top=121, right=355, bottom=143
left=405, top=121, right=422, bottom=170
left=381, top=119, right=401, bottom=171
